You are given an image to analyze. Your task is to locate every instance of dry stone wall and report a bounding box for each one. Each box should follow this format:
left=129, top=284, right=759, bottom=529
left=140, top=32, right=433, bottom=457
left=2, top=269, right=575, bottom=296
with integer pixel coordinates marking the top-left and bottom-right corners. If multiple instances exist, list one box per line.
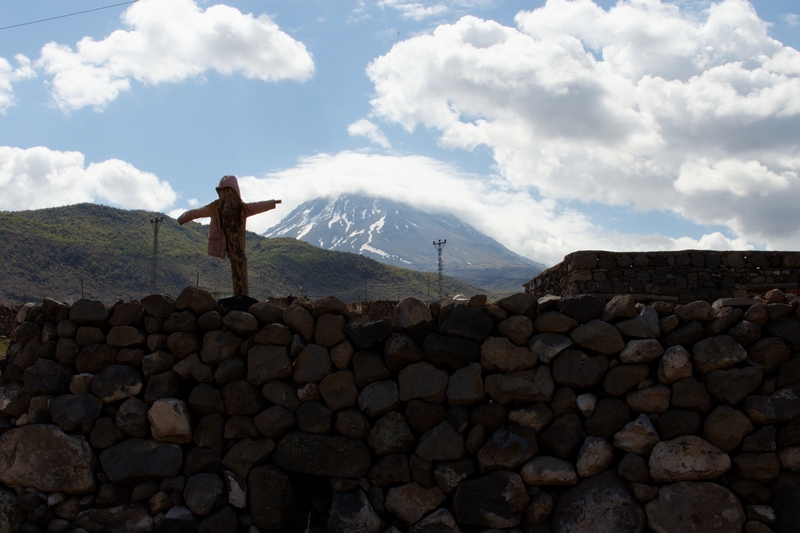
left=526, top=250, right=800, bottom=303
left=1, top=287, right=800, bottom=533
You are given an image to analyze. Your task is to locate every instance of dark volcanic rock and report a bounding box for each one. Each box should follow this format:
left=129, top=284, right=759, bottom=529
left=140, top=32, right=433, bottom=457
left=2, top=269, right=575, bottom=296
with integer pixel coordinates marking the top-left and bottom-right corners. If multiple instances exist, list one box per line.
left=557, top=295, right=605, bottom=324
left=453, top=470, right=530, bottom=529
left=477, top=425, right=538, bottom=473
left=49, top=393, right=103, bottom=433
left=585, top=398, right=631, bottom=439
left=184, top=473, right=226, bottom=516
left=99, top=439, right=183, bottom=484
left=423, top=333, right=480, bottom=371
left=438, top=305, right=493, bottom=343
left=551, top=470, right=645, bottom=533
left=552, top=350, right=609, bottom=388
left=249, top=465, right=296, bottom=531
left=538, top=413, right=586, bottom=459
left=345, top=320, right=393, bottom=349
left=706, top=367, right=763, bottom=405
left=272, top=431, right=371, bottom=478
left=23, top=359, right=72, bottom=396
left=75, top=504, right=153, bottom=533
left=645, top=481, right=744, bottom=533
left=770, top=472, right=800, bottom=533
left=91, top=365, right=144, bottom=404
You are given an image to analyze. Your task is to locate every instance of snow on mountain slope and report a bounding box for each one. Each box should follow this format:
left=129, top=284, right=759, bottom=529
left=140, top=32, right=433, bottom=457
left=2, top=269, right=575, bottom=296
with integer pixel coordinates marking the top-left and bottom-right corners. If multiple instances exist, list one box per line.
left=264, top=194, right=546, bottom=292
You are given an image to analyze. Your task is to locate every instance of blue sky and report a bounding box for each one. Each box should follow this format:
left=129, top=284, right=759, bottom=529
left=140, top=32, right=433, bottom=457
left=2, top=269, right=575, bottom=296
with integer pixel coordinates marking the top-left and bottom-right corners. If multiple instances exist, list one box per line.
left=0, top=0, right=798, bottom=265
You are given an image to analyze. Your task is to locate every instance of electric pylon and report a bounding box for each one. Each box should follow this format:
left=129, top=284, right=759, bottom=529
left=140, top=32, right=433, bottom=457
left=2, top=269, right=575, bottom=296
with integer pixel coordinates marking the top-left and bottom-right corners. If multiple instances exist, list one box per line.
left=433, top=239, right=446, bottom=300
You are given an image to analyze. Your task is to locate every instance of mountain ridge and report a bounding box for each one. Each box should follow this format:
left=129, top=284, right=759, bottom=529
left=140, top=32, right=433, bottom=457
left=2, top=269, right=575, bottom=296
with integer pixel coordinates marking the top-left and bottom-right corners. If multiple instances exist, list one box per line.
left=0, top=203, right=487, bottom=305
left=264, top=194, right=546, bottom=292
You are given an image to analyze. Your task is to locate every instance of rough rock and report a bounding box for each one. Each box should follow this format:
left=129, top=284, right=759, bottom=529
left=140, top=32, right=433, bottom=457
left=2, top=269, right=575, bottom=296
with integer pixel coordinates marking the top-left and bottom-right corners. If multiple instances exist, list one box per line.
left=246, top=345, right=291, bottom=385
left=399, top=362, right=448, bottom=403
left=91, top=365, right=143, bottom=403
left=707, top=367, right=764, bottom=405
left=369, top=454, right=411, bottom=487
left=538, top=413, right=586, bottom=459
left=315, top=313, right=346, bottom=348
left=626, top=385, right=671, bottom=414
left=571, top=320, right=626, bottom=355
left=521, top=456, right=578, bottom=485
left=318, top=370, right=358, bottom=412
left=423, top=333, right=480, bottom=371
left=446, top=362, right=484, bottom=406
left=253, top=406, right=296, bottom=438
left=527, top=333, right=574, bottom=364
left=416, top=421, right=464, bottom=461
left=585, top=398, right=631, bottom=439
left=99, top=439, right=182, bottom=484
left=576, top=436, right=614, bottom=478
left=345, top=320, right=393, bottom=350
left=745, top=385, right=800, bottom=424
left=658, top=345, right=694, bottom=384
left=182, top=473, right=225, bottom=516
left=498, top=315, right=534, bottom=346
left=221, top=438, right=274, bottom=478
left=353, top=350, right=390, bottom=387
left=613, top=414, right=660, bottom=455
left=24, top=359, right=72, bottom=396
left=385, top=482, right=446, bottom=525
left=615, top=307, right=660, bottom=339
left=557, top=294, right=604, bottom=324
left=248, top=465, right=295, bottom=531
left=0, top=425, right=96, bottom=494
left=733, top=453, right=781, bottom=483
left=749, top=338, right=792, bottom=372
left=69, top=299, right=108, bottom=326
left=357, top=380, right=400, bottom=418
left=645, top=481, right=745, bottom=533
left=481, top=336, right=537, bottom=372
left=534, top=312, right=578, bottom=333
left=671, top=377, right=713, bottom=413
left=296, top=401, right=332, bottom=434
left=393, top=298, right=435, bottom=341
left=477, top=425, right=538, bottom=472
left=551, top=470, right=645, bottom=533
left=693, top=335, right=748, bottom=373
left=272, top=431, right=370, bottom=478
left=408, top=508, right=461, bottom=533
left=327, top=489, right=381, bottom=533
left=222, top=310, right=259, bottom=337
left=74, top=504, right=154, bottom=533
left=603, top=295, right=638, bottom=322
left=552, top=350, right=609, bottom=388
left=384, top=333, right=423, bottom=373
left=293, top=344, right=332, bottom=384
left=649, top=436, right=731, bottom=482
left=200, top=330, right=241, bottom=364
left=439, top=305, right=493, bottom=343
left=703, top=405, right=754, bottom=452
left=603, top=364, right=650, bottom=397
left=620, top=339, right=664, bottom=364
left=49, top=393, right=103, bottom=433
left=675, top=300, right=716, bottom=322
left=657, top=409, right=703, bottom=440
left=453, top=470, right=530, bottom=529
left=148, top=398, right=192, bottom=444
left=485, top=367, right=554, bottom=405
left=432, top=459, right=474, bottom=493
left=664, top=320, right=705, bottom=348
left=175, top=287, right=218, bottom=315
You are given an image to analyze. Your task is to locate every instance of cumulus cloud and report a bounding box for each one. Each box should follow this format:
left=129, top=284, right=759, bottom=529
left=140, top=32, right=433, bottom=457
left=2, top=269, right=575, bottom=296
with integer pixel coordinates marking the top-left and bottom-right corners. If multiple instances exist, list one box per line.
left=364, top=0, right=800, bottom=254
left=0, top=55, right=35, bottom=113
left=0, top=146, right=177, bottom=211
left=232, top=151, right=748, bottom=265
left=36, top=0, right=315, bottom=111
left=348, top=118, right=392, bottom=148
left=378, top=1, right=449, bottom=21
left=785, top=13, right=799, bottom=26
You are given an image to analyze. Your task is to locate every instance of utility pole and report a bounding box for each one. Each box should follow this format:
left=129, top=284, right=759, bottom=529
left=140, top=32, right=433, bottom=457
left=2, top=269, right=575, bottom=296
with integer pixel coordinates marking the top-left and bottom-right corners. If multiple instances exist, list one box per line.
left=433, top=239, right=446, bottom=301
left=150, top=216, right=163, bottom=294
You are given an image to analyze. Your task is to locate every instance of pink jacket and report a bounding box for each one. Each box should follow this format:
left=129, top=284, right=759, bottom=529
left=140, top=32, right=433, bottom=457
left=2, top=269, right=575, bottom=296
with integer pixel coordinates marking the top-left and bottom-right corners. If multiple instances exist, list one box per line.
left=178, top=200, right=277, bottom=259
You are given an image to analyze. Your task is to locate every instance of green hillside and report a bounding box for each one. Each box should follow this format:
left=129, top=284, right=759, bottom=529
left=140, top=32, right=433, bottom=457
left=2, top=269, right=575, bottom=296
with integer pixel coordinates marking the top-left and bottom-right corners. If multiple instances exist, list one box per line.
left=0, top=203, right=488, bottom=305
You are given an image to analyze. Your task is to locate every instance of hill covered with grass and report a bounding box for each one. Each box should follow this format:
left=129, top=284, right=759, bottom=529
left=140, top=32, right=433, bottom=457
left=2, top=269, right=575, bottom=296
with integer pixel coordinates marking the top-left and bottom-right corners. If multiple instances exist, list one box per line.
left=0, top=203, right=487, bottom=305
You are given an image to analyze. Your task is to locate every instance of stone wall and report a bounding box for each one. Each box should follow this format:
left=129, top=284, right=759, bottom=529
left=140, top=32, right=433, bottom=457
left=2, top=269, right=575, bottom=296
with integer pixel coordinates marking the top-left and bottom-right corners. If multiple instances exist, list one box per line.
left=1, top=287, right=799, bottom=533
left=526, top=250, right=800, bottom=303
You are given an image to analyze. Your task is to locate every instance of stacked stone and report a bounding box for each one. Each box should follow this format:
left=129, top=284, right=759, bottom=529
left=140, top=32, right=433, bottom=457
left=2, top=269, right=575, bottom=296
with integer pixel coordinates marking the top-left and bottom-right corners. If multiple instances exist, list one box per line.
left=1, top=287, right=799, bottom=533
left=527, top=250, right=800, bottom=303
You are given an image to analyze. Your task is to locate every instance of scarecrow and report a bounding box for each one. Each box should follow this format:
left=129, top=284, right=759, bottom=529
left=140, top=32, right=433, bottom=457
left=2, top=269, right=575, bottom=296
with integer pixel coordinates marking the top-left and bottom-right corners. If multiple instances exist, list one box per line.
left=178, top=175, right=280, bottom=297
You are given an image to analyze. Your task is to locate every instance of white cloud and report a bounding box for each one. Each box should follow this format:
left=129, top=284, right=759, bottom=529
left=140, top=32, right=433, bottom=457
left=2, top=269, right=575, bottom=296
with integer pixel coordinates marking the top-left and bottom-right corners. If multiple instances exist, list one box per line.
left=36, top=0, right=315, bottom=111
left=364, top=0, right=800, bottom=255
left=785, top=13, right=799, bottom=26
left=378, top=0, right=449, bottom=21
left=348, top=118, right=392, bottom=148
left=0, top=55, right=35, bottom=113
left=235, top=151, right=749, bottom=266
left=0, top=146, right=177, bottom=211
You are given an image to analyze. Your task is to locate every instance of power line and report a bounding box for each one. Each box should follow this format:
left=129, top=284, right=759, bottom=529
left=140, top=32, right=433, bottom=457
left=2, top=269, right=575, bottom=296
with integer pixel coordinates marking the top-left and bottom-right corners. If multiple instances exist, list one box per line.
left=0, top=1, right=137, bottom=32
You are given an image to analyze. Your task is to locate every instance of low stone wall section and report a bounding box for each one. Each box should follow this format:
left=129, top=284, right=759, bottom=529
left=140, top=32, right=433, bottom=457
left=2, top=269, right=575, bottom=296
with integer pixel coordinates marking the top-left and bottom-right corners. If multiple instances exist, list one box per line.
left=1, top=287, right=800, bottom=532
left=526, top=250, right=800, bottom=303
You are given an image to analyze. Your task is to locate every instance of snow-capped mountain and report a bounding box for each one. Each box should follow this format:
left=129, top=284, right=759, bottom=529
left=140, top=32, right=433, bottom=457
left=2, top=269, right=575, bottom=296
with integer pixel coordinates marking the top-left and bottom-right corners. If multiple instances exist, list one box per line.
left=263, top=194, right=547, bottom=293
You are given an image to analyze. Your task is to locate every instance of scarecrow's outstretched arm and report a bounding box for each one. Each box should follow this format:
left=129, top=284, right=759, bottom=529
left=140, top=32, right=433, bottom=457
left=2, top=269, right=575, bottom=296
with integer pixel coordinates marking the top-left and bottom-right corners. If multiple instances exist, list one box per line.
left=245, top=199, right=281, bottom=217
left=177, top=204, right=214, bottom=225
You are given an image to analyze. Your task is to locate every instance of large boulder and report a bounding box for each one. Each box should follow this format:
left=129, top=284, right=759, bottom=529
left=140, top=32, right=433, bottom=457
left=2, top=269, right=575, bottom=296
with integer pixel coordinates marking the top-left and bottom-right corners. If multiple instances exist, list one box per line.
left=649, top=436, right=731, bottom=482
left=248, top=465, right=296, bottom=531
left=453, top=470, right=530, bottom=528
left=0, top=424, right=96, bottom=494
left=99, top=439, right=182, bottom=484
left=272, top=431, right=371, bottom=478
left=645, top=481, right=745, bottom=533
left=0, top=488, right=21, bottom=533
left=327, top=490, right=382, bottom=533
left=551, top=470, right=645, bottom=533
